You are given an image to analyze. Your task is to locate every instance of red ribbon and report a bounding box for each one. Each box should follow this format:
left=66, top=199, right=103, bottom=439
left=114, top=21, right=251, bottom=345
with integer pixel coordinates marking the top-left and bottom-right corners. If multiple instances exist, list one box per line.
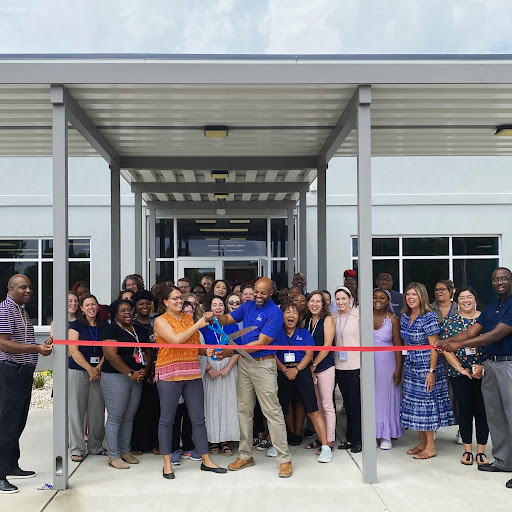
left=53, top=339, right=433, bottom=352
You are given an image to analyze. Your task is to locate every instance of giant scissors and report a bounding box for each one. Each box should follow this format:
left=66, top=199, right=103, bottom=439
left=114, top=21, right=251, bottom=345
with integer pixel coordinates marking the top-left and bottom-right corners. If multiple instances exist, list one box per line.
left=206, top=318, right=257, bottom=363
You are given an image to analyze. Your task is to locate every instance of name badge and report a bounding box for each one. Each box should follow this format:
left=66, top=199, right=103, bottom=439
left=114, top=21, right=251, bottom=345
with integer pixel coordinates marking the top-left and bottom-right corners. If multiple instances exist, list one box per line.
left=90, top=356, right=100, bottom=364
left=337, top=351, right=348, bottom=362
left=465, top=348, right=476, bottom=356
left=284, top=352, right=296, bottom=363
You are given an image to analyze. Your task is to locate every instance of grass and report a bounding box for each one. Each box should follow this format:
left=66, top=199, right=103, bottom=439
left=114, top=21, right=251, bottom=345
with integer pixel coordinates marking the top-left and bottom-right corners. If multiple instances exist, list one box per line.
left=33, top=370, right=52, bottom=389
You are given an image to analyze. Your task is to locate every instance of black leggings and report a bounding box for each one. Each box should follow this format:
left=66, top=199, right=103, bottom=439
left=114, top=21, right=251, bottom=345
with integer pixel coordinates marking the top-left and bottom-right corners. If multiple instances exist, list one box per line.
left=335, top=369, right=361, bottom=446
left=449, top=376, right=489, bottom=446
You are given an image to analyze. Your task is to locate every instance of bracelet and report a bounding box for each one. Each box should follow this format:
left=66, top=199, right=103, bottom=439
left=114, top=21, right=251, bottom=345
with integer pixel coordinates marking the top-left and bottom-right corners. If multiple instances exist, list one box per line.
left=311, top=363, right=317, bottom=367
left=227, top=365, right=232, bottom=369
left=295, top=367, right=300, bottom=372
left=207, top=367, right=212, bottom=372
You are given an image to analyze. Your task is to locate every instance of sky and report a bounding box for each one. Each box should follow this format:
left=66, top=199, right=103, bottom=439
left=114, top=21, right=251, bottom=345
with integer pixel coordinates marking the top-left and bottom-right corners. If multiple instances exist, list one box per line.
left=0, top=0, right=511, bottom=55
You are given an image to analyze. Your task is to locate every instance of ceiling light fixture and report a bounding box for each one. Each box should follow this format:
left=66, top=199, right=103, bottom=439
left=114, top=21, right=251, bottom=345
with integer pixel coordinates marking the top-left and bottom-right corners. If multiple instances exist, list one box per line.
left=204, top=126, right=228, bottom=138
left=211, top=170, right=229, bottom=180
left=200, top=228, right=249, bottom=233
left=495, top=125, right=512, bottom=136
left=216, top=209, right=226, bottom=215
left=214, top=192, right=229, bottom=200
left=195, top=219, right=216, bottom=224
left=230, top=219, right=250, bottom=224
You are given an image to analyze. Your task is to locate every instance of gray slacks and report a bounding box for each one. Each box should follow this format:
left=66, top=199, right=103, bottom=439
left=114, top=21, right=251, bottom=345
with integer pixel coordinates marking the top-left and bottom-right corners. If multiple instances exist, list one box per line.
left=481, top=360, right=512, bottom=471
left=68, top=368, right=105, bottom=456
left=100, top=372, right=142, bottom=459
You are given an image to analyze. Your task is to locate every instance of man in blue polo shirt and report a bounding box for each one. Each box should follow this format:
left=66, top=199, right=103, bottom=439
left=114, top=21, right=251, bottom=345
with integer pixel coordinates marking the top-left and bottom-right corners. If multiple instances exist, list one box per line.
left=216, top=277, right=292, bottom=478
left=438, top=267, right=512, bottom=489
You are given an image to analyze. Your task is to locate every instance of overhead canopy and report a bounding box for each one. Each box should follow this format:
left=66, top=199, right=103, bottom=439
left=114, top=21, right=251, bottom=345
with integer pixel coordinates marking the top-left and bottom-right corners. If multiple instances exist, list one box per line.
left=1, top=54, right=512, bottom=205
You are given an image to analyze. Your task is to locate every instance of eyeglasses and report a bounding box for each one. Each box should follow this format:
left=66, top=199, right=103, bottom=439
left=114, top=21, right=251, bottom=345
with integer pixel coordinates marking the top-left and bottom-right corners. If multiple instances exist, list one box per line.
left=168, top=296, right=183, bottom=302
left=193, top=290, right=205, bottom=294
left=492, top=277, right=510, bottom=284
left=434, top=287, right=448, bottom=293
left=118, top=308, right=134, bottom=314
left=377, top=276, right=392, bottom=282
left=228, top=301, right=241, bottom=306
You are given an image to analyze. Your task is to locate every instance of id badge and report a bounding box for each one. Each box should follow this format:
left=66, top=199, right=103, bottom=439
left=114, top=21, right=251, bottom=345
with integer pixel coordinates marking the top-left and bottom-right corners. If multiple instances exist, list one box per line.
left=90, top=356, right=100, bottom=364
left=134, top=348, right=146, bottom=366
left=465, top=347, right=476, bottom=356
left=337, top=351, right=348, bottom=362
left=284, top=352, right=296, bottom=363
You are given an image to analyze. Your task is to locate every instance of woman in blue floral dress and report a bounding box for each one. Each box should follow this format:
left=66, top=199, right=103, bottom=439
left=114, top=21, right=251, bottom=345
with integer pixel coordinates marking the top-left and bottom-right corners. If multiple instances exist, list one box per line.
left=439, top=286, right=489, bottom=466
left=400, top=282, right=471, bottom=459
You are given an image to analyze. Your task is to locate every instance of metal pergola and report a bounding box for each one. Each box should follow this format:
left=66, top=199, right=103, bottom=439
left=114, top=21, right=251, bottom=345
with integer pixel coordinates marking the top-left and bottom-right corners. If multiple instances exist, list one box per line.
left=2, top=54, right=512, bottom=490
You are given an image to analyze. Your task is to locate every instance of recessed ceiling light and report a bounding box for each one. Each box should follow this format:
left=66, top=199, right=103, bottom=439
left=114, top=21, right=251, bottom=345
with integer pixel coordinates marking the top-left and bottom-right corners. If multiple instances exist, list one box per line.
left=204, top=126, right=228, bottom=138
left=200, top=228, right=249, bottom=232
left=195, top=219, right=216, bottom=224
left=214, top=192, right=229, bottom=200
left=211, top=170, right=229, bottom=179
left=216, top=209, right=226, bottom=215
left=230, top=219, right=250, bottom=224
left=495, top=125, right=512, bottom=136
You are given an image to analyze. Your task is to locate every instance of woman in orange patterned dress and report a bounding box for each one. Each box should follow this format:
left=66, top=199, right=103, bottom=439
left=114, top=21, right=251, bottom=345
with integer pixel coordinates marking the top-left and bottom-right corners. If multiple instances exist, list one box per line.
left=153, top=286, right=227, bottom=479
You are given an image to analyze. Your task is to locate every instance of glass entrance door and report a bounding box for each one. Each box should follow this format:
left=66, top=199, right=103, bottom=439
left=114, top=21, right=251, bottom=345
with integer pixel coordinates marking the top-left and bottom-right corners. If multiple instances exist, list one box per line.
left=177, top=260, right=223, bottom=286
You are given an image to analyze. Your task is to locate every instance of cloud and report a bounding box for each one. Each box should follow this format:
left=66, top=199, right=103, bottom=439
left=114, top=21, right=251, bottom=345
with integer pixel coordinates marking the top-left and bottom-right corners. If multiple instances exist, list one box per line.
left=261, top=0, right=512, bottom=54
left=0, top=0, right=510, bottom=54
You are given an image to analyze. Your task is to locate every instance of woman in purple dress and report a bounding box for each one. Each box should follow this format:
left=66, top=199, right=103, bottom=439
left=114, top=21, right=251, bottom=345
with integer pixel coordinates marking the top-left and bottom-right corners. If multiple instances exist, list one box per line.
left=373, top=288, right=403, bottom=450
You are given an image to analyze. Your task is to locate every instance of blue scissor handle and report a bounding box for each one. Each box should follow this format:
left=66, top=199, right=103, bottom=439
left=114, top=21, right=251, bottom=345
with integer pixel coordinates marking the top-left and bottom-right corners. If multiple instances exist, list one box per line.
left=206, top=318, right=229, bottom=360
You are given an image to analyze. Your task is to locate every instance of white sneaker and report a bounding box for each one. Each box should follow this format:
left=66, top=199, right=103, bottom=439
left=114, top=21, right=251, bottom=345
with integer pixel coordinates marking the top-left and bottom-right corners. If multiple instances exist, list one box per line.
left=455, top=430, right=463, bottom=445
left=380, top=439, right=392, bottom=450
left=318, top=446, right=333, bottom=463
left=266, top=445, right=277, bottom=457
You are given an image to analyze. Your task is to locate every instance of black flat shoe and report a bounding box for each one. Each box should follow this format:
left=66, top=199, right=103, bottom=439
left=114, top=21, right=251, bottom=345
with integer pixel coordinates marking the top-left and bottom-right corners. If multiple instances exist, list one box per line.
left=338, top=442, right=351, bottom=450
left=6, top=468, right=35, bottom=479
left=506, top=478, right=512, bottom=489
left=162, top=469, right=175, bottom=479
left=0, top=479, right=18, bottom=494
left=478, top=463, right=505, bottom=473
left=351, top=445, right=362, bottom=453
left=200, top=463, right=227, bottom=474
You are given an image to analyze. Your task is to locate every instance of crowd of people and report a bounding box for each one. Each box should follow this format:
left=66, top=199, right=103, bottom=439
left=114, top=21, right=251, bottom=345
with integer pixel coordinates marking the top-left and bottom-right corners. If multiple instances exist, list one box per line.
left=1, top=267, right=512, bottom=493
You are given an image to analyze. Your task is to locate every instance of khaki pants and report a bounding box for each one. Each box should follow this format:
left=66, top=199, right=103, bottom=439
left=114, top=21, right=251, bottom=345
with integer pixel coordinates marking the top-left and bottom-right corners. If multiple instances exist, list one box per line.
left=237, top=356, right=291, bottom=464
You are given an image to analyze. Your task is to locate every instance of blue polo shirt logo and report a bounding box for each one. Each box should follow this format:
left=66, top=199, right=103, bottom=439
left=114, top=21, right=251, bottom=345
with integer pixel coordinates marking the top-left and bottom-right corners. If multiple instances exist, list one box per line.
left=256, top=315, right=263, bottom=321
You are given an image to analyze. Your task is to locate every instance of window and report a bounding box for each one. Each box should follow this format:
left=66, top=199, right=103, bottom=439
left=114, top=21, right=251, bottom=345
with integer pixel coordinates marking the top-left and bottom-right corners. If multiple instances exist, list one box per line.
left=0, top=238, right=91, bottom=327
left=352, top=236, right=499, bottom=306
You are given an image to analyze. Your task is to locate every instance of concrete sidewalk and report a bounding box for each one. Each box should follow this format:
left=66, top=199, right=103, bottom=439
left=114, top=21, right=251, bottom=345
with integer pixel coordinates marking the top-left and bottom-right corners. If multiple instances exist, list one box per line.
left=7, top=409, right=512, bottom=511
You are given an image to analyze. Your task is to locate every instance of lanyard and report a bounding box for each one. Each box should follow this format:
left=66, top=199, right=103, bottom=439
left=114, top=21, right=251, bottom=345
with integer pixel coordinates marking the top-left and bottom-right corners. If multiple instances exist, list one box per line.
left=308, top=318, right=320, bottom=337
left=16, top=304, right=28, bottom=342
left=88, top=326, right=99, bottom=342
left=285, top=329, right=297, bottom=353
left=117, top=323, right=140, bottom=343
left=336, top=308, right=352, bottom=345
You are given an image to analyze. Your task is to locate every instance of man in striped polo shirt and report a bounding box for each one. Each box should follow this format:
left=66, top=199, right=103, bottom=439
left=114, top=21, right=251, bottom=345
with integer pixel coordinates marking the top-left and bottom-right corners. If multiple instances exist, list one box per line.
left=0, top=274, right=53, bottom=494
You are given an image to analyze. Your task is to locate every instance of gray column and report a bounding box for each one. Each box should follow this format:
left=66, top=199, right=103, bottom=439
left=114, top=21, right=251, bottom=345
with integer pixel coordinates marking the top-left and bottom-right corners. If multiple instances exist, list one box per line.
left=134, top=191, right=143, bottom=275
left=317, top=165, right=327, bottom=289
left=287, top=207, right=295, bottom=284
left=50, top=85, right=69, bottom=490
left=149, top=208, right=156, bottom=287
left=356, top=85, right=377, bottom=484
left=110, top=165, right=121, bottom=300
left=299, top=191, right=308, bottom=284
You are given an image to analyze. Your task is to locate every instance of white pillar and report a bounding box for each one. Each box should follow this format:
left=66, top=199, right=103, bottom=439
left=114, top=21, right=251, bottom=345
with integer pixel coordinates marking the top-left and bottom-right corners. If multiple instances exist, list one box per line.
left=287, top=207, right=295, bottom=284
left=149, top=208, right=156, bottom=287
left=317, top=165, right=327, bottom=289
left=299, top=190, right=307, bottom=283
left=50, top=85, right=69, bottom=490
left=356, top=85, right=377, bottom=484
left=134, top=191, right=143, bottom=275
left=110, top=165, right=121, bottom=300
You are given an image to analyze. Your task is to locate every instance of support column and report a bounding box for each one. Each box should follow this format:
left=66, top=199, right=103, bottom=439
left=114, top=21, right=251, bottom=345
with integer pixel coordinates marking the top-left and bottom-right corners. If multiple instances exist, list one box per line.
left=149, top=208, right=156, bottom=287
left=356, top=85, right=377, bottom=484
left=287, top=207, right=295, bottom=284
left=110, top=165, right=121, bottom=300
left=317, top=164, right=327, bottom=290
left=51, top=85, right=69, bottom=490
left=299, top=191, right=307, bottom=284
left=134, top=191, right=143, bottom=275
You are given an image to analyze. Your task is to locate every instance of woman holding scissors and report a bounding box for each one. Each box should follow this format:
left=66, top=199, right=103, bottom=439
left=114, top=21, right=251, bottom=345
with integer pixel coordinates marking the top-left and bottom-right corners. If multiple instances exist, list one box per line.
left=201, top=295, right=240, bottom=456
left=153, top=286, right=227, bottom=479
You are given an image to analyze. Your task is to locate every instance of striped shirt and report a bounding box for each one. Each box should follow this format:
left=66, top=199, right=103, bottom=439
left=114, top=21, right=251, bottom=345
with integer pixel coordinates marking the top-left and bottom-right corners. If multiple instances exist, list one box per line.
left=0, top=295, right=38, bottom=366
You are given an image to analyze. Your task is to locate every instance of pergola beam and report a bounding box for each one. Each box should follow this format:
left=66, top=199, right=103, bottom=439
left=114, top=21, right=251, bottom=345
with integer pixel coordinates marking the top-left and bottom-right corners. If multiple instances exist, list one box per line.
left=132, top=182, right=309, bottom=194
left=316, top=87, right=359, bottom=166
left=120, top=156, right=317, bottom=171
left=50, top=85, right=120, bottom=166
left=147, top=200, right=296, bottom=211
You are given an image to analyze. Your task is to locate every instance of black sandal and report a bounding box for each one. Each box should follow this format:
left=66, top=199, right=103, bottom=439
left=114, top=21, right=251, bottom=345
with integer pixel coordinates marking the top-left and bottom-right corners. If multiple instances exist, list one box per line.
left=305, top=439, right=322, bottom=450
left=476, top=453, right=489, bottom=466
left=461, top=451, right=473, bottom=465
left=221, top=443, right=232, bottom=456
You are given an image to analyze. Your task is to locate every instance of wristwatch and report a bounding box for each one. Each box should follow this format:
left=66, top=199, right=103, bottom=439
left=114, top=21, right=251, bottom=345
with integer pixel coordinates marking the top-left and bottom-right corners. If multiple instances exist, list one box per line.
left=127, top=370, right=134, bottom=377
left=428, top=368, right=436, bottom=374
